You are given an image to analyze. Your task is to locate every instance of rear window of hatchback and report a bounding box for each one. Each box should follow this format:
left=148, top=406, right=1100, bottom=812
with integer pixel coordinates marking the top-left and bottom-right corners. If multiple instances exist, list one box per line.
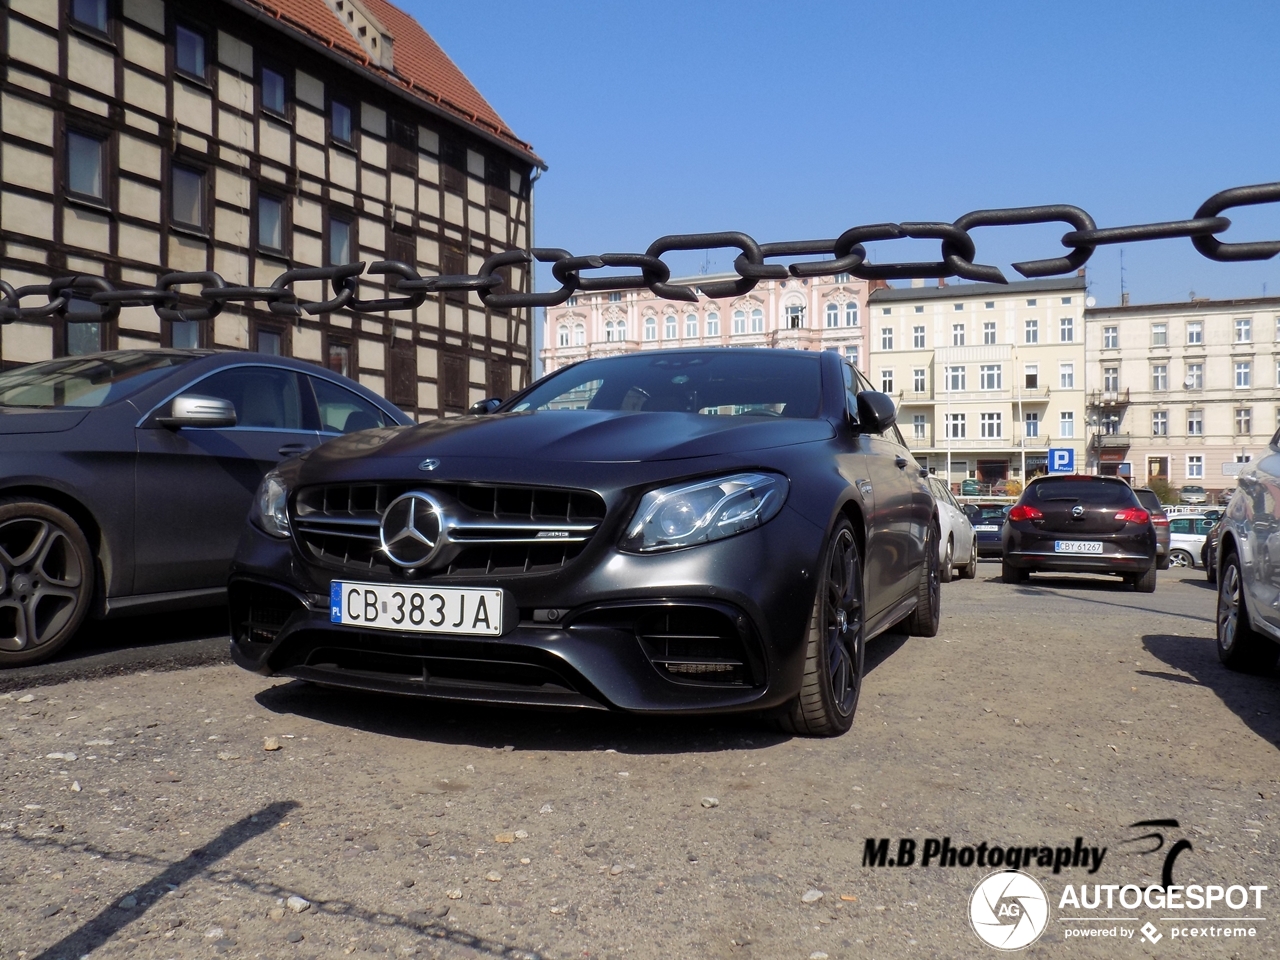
left=1028, top=477, right=1139, bottom=505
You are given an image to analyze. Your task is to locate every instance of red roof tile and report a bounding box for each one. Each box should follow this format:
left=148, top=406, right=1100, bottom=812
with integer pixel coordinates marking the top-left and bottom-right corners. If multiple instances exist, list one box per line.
left=240, top=0, right=540, bottom=164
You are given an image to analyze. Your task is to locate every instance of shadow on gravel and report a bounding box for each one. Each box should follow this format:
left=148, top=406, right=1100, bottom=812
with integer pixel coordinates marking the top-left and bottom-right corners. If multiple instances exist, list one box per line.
left=999, top=576, right=1216, bottom=624
left=251, top=629, right=912, bottom=754
left=1142, top=633, right=1280, bottom=751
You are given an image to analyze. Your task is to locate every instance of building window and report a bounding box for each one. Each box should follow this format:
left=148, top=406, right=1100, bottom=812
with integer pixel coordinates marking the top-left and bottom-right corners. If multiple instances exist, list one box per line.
left=327, top=339, right=352, bottom=377
left=1151, top=323, right=1167, bottom=347
left=1059, top=411, right=1074, bottom=438
left=985, top=301, right=995, bottom=309
left=1103, top=325, right=1118, bottom=349
left=328, top=215, right=352, bottom=264
left=1187, top=320, right=1202, bottom=345
left=565, top=296, right=577, bottom=307
left=913, top=368, right=926, bottom=392
left=784, top=303, right=805, bottom=329
left=1235, top=317, right=1252, bottom=343
left=1187, top=362, right=1204, bottom=389
left=175, top=25, right=206, bottom=78
left=1101, top=366, right=1118, bottom=392
left=706, top=312, right=719, bottom=337
left=643, top=317, right=656, bottom=341
left=845, top=345, right=859, bottom=367
left=617, top=320, right=628, bottom=340
left=732, top=310, right=745, bottom=335
left=979, top=364, right=1001, bottom=390
left=750, top=308, right=764, bottom=334
left=1060, top=317, right=1074, bottom=342
left=1187, top=410, right=1203, bottom=435
left=664, top=315, right=677, bottom=339
left=882, top=307, right=891, bottom=315
left=1062, top=297, right=1072, bottom=305
left=845, top=302, right=858, bottom=327
left=573, top=323, right=585, bottom=346
left=557, top=324, right=569, bottom=347
left=953, top=303, right=964, bottom=312
left=982, top=320, right=996, bottom=344
left=945, top=413, right=966, bottom=439
left=1152, top=410, right=1168, bottom=436
left=912, top=325, right=925, bottom=349
left=1026, top=299, right=1037, bottom=307
left=1024, top=318, right=1038, bottom=344
left=256, top=327, right=282, bottom=355
left=685, top=314, right=698, bottom=339
left=257, top=195, right=283, bottom=252
left=66, top=131, right=105, bottom=201
left=881, top=327, right=894, bottom=350
left=64, top=318, right=101, bottom=355
left=331, top=101, right=353, bottom=144
left=835, top=272, right=851, bottom=282
left=171, top=165, right=205, bottom=229
left=952, top=323, right=965, bottom=346
left=1236, top=407, right=1252, bottom=435
left=826, top=303, right=839, bottom=328
left=946, top=365, right=965, bottom=391
left=608, top=292, right=622, bottom=303
left=71, top=0, right=109, bottom=30
left=912, top=414, right=926, bottom=440
left=980, top=412, right=1002, bottom=439
left=1151, top=364, right=1168, bottom=391
left=1024, top=364, right=1038, bottom=390
left=171, top=320, right=200, bottom=349
left=880, top=369, right=894, bottom=393
left=914, top=305, right=924, bottom=314
left=262, top=67, right=286, bottom=115
left=1187, top=455, right=1204, bottom=479
left=1236, top=361, right=1252, bottom=388
left=1059, top=363, right=1075, bottom=389
left=604, top=321, right=616, bottom=343
left=1025, top=412, right=1039, bottom=438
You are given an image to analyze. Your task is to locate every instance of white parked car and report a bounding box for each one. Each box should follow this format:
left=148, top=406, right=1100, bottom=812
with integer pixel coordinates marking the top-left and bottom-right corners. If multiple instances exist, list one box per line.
left=1179, top=485, right=1208, bottom=505
left=1167, top=514, right=1215, bottom=568
left=928, top=476, right=977, bottom=581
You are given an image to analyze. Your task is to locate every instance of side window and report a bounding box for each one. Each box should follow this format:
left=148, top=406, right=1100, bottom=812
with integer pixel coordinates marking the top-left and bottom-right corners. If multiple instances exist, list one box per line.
left=1168, top=518, right=1191, bottom=534
left=311, top=376, right=390, bottom=434
left=842, top=362, right=859, bottom=418
left=191, top=367, right=304, bottom=429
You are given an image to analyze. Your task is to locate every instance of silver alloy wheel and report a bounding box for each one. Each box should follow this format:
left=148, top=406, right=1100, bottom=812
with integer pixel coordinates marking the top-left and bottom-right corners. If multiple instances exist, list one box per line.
left=1218, top=560, right=1242, bottom=654
left=0, top=517, right=85, bottom=652
left=1169, top=549, right=1192, bottom=568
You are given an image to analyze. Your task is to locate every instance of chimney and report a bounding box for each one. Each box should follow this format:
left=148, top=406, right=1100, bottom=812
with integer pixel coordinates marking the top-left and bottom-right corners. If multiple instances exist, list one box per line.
left=1121, top=292, right=1130, bottom=306
left=1077, top=268, right=1085, bottom=277
left=937, top=277, right=947, bottom=288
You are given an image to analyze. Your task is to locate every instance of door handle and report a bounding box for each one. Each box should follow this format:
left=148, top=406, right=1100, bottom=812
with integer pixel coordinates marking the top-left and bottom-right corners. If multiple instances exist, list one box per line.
left=895, top=456, right=908, bottom=469
left=277, top=443, right=312, bottom=457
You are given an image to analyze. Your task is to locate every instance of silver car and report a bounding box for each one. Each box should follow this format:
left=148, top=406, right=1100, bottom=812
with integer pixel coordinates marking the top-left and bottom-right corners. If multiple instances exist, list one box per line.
left=928, top=476, right=977, bottom=582
left=1215, top=429, right=1280, bottom=671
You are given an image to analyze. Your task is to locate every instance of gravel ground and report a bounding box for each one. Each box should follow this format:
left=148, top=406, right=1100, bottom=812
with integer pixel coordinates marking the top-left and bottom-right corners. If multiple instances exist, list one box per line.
left=1, top=565, right=1277, bottom=959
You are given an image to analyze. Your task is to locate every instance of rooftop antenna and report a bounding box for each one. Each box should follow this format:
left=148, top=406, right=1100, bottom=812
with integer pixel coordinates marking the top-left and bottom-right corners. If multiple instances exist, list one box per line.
left=699, top=249, right=711, bottom=275
left=1119, top=248, right=1129, bottom=306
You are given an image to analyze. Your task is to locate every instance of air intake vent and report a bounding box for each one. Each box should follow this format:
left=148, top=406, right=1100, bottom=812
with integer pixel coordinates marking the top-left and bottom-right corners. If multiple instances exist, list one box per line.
left=635, top=606, right=754, bottom=686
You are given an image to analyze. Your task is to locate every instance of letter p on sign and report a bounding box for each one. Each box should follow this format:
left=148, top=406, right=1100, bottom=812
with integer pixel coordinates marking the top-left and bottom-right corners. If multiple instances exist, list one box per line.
left=1049, top=448, right=1074, bottom=473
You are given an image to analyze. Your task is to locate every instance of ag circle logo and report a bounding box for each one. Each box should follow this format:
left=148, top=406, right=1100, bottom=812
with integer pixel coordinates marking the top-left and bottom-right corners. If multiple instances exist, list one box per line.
left=969, top=870, right=1050, bottom=950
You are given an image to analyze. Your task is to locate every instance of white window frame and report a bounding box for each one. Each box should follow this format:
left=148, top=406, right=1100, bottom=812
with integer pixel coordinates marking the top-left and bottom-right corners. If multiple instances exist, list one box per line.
left=1235, top=317, right=1252, bottom=343
left=979, top=364, right=1001, bottom=390
left=750, top=308, right=764, bottom=334
left=952, top=323, right=965, bottom=346
left=664, top=316, right=677, bottom=340
left=825, top=303, right=839, bottom=328
left=1103, top=325, right=1118, bottom=349
left=685, top=314, right=698, bottom=339
left=1152, top=364, right=1168, bottom=391
left=1151, top=322, right=1168, bottom=347
left=1152, top=410, right=1168, bottom=436
left=1059, top=410, right=1075, bottom=438
left=983, top=320, right=996, bottom=345
left=1186, top=320, right=1202, bottom=345
left=946, top=365, right=965, bottom=391
left=912, top=325, right=925, bottom=348
left=1187, top=409, right=1203, bottom=436
left=1024, top=411, right=1039, bottom=438
left=912, top=414, right=926, bottom=440
left=980, top=412, right=1002, bottom=439
left=913, top=368, right=926, bottom=392
left=1187, top=362, right=1203, bottom=389
left=706, top=312, right=719, bottom=337
left=945, top=412, right=966, bottom=439
left=881, top=327, right=894, bottom=350
left=845, top=302, right=858, bottom=327
left=1236, top=361, right=1252, bottom=388
left=1024, top=318, right=1038, bottom=344
left=1059, top=363, right=1075, bottom=389
left=880, top=369, right=894, bottom=393
left=1060, top=316, right=1074, bottom=342
left=1186, top=454, right=1204, bottom=480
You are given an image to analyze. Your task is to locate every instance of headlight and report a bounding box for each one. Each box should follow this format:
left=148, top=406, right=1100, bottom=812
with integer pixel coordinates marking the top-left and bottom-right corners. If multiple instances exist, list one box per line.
left=251, top=471, right=291, bottom=538
left=620, top=472, right=788, bottom=554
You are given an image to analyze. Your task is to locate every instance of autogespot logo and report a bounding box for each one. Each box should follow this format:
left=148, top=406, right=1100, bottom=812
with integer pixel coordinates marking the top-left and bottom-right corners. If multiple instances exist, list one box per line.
left=970, top=870, right=1050, bottom=951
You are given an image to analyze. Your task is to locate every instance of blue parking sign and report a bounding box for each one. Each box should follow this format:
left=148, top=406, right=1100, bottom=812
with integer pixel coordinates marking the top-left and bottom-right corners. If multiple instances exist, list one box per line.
left=1048, top=448, right=1074, bottom=473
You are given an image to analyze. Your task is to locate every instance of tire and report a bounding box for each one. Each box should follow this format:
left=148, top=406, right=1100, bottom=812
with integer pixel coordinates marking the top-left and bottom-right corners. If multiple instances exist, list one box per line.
left=1168, top=549, right=1194, bottom=569
left=778, top=518, right=865, bottom=737
left=905, top=518, right=941, bottom=637
left=1132, top=563, right=1157, bottom=593
left=1206, top=558, right=1217, bottom=585
left=0, top=498, right=94, bottom=667
left=939, top=537, right=954, bottom=583
left=961, top=547, right=978, bottom=580
left=1217, top=549, right=1279, bottom=672
left=1001, top=559, right=1027, bottom=584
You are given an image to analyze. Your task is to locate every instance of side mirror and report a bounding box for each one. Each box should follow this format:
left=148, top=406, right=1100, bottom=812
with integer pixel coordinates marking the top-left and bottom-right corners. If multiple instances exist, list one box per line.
left=157, top=394, right=237, bottom=429
left=854, top=390, right=897, bottom=433
left=468, top=397, right=503, bottom=415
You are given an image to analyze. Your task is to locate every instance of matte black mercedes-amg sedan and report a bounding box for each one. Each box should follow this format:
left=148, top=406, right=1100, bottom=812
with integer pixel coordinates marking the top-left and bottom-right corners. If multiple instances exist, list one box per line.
left=0, top=350, right=409, bottom=666
left=230, top=349, right=940, bottom=736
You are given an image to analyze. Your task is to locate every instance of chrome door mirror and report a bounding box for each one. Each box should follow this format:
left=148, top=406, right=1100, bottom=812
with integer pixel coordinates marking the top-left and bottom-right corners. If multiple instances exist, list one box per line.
left=157, top=394, right=237, bottom=429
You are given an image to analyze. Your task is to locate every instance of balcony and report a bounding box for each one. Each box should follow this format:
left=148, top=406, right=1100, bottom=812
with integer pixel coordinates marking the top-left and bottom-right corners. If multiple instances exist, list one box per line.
left=1087, top=389, right=1130, bottom=408
left=1090, top=432, right=1132, bottom=450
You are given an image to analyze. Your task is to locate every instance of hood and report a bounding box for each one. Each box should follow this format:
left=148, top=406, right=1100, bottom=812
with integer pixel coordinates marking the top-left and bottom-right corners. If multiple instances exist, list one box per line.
left=0, top=408, right=91, bottom=434
left=308, top=411, right=835, bottom=466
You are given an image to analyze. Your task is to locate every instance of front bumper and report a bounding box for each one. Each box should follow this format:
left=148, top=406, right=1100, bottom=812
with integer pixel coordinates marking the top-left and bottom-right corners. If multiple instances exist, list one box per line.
left=228, top=507, right=825, bottom=714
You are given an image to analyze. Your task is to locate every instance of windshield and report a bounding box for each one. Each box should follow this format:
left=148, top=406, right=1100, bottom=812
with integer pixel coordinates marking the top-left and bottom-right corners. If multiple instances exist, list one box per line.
left=511, top=351, right=823, bottom=418
left=0, top=352, right=194, bottom=409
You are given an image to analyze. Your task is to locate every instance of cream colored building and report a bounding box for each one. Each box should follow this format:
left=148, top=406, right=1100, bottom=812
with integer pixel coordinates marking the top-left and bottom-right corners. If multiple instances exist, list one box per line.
left=1083, top=296, right=1280, bottom=495
left=867, top=276, right=1088, bottom=487
left=0, top=0, right=542, bottom=417
left=539, top=273, right=880, bottom=375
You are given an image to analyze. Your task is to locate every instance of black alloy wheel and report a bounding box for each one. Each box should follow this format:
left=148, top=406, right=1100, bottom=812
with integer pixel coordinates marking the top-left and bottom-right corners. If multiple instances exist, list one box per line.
left=779, top=518, right=865, bottom=736
left=1217, top=549, right=1279, bottom=672
left=0, top=499, right=94, bottom=667
left=906, top=519, right=941, bottom=637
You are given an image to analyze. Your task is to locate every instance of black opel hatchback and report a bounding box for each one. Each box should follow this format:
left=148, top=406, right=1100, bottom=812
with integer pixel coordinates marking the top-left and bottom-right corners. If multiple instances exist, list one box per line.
left=1001, top=475, right=1157, bottom=591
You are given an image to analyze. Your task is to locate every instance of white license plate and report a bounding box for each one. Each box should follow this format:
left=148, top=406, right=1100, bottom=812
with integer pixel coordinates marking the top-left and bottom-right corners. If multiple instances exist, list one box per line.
left=1054, top=541, right=1103, bottom=554
left=975, top=525, right=1000, bottom=532
left=330, top=581, right=503, bottom=636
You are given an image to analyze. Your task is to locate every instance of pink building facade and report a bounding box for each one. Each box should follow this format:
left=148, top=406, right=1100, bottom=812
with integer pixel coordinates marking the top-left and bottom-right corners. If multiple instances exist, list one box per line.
left=540, top=273, right=879, bottom=375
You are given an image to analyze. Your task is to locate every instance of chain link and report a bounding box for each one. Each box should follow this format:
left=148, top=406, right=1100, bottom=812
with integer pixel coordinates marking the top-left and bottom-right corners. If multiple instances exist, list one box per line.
left=3, top=180, right=1279, bottom=325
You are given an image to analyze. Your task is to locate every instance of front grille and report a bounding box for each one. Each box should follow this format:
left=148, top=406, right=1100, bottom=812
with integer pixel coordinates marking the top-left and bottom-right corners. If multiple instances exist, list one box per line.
left=292, top=482, right=607, bottom=578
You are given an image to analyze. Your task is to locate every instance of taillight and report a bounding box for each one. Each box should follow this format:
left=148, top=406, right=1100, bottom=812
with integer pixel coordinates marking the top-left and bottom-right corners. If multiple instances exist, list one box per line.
left=1114, top=507, right=1151, bottom=524
left=1151, top=515, right=1169, bottom=526
left=1008, top=504, right=1043, bottom=522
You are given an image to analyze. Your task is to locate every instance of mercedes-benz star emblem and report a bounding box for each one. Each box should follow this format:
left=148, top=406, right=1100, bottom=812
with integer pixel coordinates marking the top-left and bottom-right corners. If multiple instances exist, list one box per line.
left=418, top=458, right=441, bottom=472
left=379, top=492, right=445, bottom=569
left=1071, top=504, right=1085, bottom=518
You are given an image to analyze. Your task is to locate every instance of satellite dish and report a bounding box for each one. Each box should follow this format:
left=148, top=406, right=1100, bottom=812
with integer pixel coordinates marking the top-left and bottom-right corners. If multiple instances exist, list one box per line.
left=1184, top=375, right=1196, bottom=389
left=1085, top=296, right=1097, bottom=307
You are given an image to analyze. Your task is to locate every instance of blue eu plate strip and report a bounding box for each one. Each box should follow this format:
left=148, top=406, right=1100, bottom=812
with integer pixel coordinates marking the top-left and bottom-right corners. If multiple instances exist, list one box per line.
left=330, top=582, right=342, bottom=623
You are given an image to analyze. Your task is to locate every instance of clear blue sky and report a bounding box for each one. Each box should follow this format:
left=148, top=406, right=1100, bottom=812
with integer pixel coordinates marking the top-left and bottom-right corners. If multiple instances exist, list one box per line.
left=405, top=0, right=1280, bottom=308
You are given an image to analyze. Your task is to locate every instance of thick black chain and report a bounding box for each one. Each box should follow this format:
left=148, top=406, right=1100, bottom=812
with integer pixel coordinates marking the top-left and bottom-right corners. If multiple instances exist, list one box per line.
left=4, top=181, right=1280, bottom=324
